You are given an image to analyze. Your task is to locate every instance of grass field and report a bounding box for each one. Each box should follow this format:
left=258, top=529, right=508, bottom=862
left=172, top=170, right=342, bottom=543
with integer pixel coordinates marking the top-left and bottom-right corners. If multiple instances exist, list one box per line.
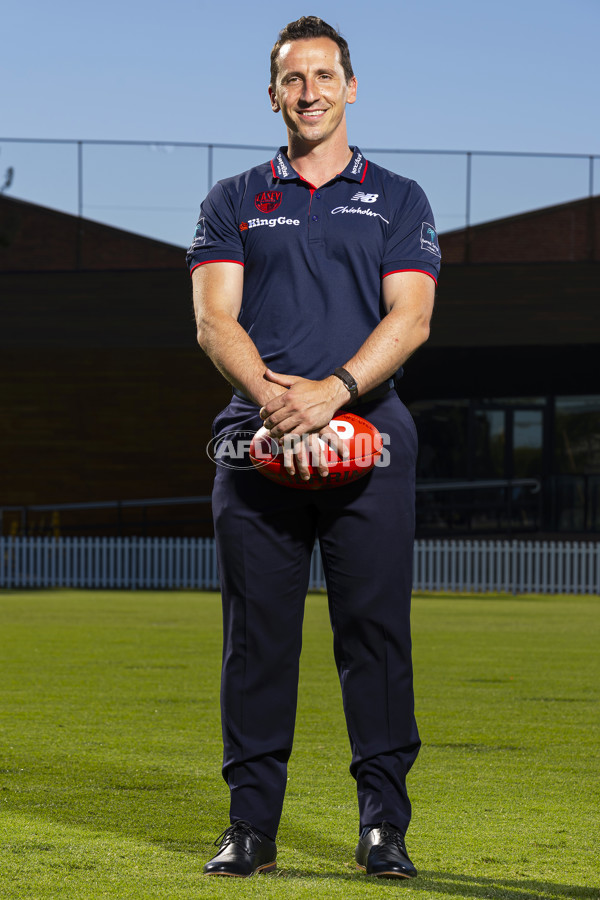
left=0, top=589, right=598, bottom=900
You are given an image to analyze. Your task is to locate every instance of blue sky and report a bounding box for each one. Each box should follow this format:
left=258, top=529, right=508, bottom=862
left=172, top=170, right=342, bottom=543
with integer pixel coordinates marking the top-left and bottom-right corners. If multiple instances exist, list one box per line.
left=2, top=0, right=598, bottom=244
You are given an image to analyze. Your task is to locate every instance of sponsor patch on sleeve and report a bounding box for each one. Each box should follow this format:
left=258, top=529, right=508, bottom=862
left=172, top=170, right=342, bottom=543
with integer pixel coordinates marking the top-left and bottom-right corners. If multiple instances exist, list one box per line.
left=420, top=222, right=441, bottom=257
left=191, top=216, right=206, bottom=248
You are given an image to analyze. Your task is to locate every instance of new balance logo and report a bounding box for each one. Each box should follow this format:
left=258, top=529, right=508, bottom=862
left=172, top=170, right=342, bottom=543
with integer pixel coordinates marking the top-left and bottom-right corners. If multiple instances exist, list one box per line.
left=351, top=192, right=378, bottom=203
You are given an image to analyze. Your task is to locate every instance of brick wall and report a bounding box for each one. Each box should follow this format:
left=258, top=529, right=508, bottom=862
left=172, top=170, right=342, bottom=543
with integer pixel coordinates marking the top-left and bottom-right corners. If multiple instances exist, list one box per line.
left=1, top=193, right=599, bottom=529
left=440, top=196, right=600, bottom=264
left=0, top=195, right=185, bottom=271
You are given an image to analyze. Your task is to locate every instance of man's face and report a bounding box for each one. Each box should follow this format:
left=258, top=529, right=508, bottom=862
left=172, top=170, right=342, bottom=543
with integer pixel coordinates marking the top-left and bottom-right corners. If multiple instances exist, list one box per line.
left=269, top=37, right=357, bottom=146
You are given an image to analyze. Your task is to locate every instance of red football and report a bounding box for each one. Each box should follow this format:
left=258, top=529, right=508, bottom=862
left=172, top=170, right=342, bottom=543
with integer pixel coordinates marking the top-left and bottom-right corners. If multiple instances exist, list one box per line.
left=249, top=411, right=383, bottom=490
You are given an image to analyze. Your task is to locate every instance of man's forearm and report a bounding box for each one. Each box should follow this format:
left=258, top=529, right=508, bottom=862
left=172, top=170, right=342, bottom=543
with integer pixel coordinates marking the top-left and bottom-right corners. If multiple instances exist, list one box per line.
left=340, top=271, right=435, bottom=397
left=341, top=304, right=431, bottom=398
left=197, top=311, right=282, bottom=407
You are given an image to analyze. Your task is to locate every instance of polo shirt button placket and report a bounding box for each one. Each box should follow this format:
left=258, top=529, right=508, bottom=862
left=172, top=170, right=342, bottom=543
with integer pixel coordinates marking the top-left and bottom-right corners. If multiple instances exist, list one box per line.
left=309, top=191, right=323, bottom=244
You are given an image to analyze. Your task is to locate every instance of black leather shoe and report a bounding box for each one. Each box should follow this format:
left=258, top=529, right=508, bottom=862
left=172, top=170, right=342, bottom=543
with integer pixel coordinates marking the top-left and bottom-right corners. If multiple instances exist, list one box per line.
left=203, top=820, right=277, bottom=877
left=355, top=821, right=417, bottom=878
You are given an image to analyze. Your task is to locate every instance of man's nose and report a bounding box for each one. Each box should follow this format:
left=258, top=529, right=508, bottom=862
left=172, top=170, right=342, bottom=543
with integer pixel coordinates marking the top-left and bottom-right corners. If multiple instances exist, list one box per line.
left=300, top=78, right=320, bottom=104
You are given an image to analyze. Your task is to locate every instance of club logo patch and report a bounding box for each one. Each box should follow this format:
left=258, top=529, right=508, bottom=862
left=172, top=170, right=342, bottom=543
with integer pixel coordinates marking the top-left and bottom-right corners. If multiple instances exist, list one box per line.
left=421, top=222, right=441, bottom=257
left=255, top=191, right=282, bottom=213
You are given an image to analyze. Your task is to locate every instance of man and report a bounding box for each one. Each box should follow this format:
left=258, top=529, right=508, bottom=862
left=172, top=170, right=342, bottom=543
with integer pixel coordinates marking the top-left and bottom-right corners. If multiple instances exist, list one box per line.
left=187, top=16, right=440, bottom=879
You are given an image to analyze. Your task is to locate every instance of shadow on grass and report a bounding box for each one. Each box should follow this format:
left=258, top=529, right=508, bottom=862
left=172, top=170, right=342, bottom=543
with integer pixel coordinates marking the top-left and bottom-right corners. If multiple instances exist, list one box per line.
left=414, top=871, right=599, bottom=900
left=4, top=799, right=597, bottom=900
left=272, top=867, right=598, bottom=899
left=267, top=824, right=598, bottom=898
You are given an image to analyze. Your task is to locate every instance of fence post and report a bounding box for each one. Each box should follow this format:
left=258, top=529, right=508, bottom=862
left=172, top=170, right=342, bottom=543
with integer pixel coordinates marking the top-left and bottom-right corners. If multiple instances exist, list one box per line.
left=76, top=141, right=83, bottom=269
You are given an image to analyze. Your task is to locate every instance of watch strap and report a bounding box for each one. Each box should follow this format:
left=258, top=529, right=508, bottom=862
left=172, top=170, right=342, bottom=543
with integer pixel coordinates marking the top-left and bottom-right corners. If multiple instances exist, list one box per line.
left=332, top=367, right=359, bottom=405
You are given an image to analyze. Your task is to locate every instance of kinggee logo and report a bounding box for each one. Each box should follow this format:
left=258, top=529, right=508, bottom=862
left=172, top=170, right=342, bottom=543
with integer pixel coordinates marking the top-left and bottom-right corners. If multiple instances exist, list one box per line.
left=206, top=430, right=279, bottom=470
left=245, top=216, right=300, bottom=229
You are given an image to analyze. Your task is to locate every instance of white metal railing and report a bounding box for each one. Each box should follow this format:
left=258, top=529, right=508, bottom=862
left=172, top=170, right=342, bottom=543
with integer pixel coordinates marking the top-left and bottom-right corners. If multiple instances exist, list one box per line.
left=1, top=536, right=599, bottom=595
left=0, top=536, right=218, bottom=591
left=412, top=538, right=600, bottom=594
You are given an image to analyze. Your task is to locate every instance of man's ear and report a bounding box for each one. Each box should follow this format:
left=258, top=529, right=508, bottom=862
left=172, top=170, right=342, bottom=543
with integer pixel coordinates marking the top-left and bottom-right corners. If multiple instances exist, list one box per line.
left=346, top=76, right=357, bottom=105
left=268, top=85, right=280, bottom=113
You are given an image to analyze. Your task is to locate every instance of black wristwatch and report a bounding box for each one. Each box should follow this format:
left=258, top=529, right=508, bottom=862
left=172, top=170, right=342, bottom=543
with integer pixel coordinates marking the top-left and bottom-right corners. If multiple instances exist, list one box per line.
left=332, top=367, right=359, bottom=405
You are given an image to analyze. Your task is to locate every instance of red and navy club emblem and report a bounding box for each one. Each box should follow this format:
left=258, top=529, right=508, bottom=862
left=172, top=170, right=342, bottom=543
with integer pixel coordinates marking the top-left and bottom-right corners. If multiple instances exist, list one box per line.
left=255, top=191, right=282, bottom=213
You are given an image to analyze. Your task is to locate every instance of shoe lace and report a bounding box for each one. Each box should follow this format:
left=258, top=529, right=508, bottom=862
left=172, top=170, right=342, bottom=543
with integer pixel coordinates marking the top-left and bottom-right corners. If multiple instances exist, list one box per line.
left=213, top=820, right=262, bottom=849
left=379, top=822, right=407, bottom=852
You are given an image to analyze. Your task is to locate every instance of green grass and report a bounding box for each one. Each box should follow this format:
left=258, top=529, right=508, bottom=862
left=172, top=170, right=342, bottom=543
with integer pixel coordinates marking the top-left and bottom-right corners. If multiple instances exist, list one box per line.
left=0, top=589, right=598, bottom=900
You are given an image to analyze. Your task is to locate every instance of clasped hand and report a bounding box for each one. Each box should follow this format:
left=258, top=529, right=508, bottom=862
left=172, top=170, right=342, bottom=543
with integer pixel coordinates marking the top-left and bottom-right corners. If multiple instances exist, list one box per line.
left=259, top=368, right=349, bottom=480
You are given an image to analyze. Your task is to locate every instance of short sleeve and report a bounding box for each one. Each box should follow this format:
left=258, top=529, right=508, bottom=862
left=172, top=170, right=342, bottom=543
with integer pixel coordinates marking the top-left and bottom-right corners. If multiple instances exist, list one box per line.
left=186, top=182, right=245, bottom=274
left=381, top=180, right=441, bottom=283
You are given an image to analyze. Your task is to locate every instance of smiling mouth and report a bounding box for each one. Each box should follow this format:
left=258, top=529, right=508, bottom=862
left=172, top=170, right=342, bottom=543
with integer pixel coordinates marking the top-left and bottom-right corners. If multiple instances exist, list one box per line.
left=297, top=110, right=327, bottom=118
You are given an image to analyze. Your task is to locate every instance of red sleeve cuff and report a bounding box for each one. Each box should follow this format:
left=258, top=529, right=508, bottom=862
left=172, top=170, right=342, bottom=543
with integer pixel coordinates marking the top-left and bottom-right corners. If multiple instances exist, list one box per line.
left=382, top=268, right=438, bottom=285
left=190, top=259, right=245, bottom=277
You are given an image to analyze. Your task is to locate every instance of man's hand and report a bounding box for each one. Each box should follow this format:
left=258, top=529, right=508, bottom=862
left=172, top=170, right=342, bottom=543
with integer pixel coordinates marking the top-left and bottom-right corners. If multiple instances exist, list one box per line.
left=259, top=369, right=351, bottom=477
left=280, top=429, right=349, bottom=480
left=259, top=368, right=349, bottom=437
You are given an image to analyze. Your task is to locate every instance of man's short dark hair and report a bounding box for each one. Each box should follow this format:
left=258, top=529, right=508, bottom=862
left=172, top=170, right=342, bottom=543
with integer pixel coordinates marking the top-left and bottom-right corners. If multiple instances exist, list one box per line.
left=270, top=16, right=354, bottom=89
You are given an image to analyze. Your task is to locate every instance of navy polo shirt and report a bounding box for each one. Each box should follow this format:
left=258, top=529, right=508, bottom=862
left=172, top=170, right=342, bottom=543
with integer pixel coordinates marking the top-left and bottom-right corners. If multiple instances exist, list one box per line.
left=187, top=147, right=441, bottom=382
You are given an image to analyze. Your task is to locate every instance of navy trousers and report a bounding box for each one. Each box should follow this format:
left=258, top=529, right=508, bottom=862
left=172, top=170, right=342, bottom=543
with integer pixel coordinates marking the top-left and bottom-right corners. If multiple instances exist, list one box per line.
left=210, top=391, right=421, bottom=840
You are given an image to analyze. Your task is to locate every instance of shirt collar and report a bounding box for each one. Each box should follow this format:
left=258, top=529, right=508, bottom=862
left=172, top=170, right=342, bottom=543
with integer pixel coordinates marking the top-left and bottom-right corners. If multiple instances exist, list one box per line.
left=270, top=149, right=296, bottom=181
left=341, top=147, right=368, bottom=183
left=270, top=146, right=368, bottom=184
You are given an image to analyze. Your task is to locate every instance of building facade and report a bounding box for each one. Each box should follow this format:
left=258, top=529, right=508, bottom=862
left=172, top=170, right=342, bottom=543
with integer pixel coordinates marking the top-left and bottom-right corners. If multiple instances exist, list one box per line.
left=1, top=193, right=598, bottom=537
